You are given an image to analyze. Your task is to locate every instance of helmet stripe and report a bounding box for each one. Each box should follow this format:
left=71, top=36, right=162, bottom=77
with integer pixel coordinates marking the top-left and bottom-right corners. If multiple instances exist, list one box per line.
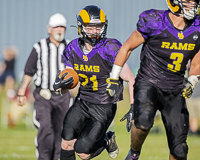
left=167, top=0, right=180, bottom=13
left=78, top=27, right=81, bottom=34
left=79, top=9, right=90, bottom=23
left=100, top=9, right=106, bottom=23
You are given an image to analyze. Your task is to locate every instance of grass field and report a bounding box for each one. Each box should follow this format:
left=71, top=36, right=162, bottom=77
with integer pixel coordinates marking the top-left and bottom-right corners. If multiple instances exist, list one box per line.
left=0, top=89, right=200, bottom=160
left=0, top=117, right=200, bottom=160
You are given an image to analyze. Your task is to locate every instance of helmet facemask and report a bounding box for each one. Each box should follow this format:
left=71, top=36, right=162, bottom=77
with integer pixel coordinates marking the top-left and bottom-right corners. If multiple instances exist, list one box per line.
left=180, top=0, right=199, bottom=20
left=81, top=23, right=107, bottom=45
left=166, top=0, right=199, bottom=20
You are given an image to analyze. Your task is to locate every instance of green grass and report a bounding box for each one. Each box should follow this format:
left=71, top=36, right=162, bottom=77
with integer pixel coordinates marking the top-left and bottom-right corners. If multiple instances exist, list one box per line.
left=0, top=118, right=200, bottom=160
left=0, top=117, right=200, bottom=160
left=0, top=128, right=37, bottom=160
left=0, top=89, right=200, bottom=160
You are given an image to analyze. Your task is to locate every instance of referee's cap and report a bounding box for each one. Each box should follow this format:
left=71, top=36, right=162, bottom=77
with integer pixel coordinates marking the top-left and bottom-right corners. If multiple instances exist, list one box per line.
left=48, top=13, right=67, bottom=28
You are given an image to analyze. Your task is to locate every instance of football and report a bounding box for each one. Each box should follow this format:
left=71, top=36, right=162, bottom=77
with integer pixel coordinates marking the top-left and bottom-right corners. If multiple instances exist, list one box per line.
left=59, top=68, right=79, bottom=89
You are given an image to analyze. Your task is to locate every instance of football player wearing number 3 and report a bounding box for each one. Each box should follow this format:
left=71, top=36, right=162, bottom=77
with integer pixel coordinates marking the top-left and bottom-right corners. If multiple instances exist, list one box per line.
left=106, top=0, right=200, bottom=160
left=53, top=5, right=135, bottom=160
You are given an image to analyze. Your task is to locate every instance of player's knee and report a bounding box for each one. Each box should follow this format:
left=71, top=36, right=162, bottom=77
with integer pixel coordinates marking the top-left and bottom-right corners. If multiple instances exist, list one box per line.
left=76, top=153, right=91, bottom=160
left=135, top=113, right=153, bottom=131
left=171, top=143, right=188, bottom=158
left=61, top=139, right=76, bottom=150
left=75, top=141, right=96, bottom=160
left=61, top=140, right=69, bottom=150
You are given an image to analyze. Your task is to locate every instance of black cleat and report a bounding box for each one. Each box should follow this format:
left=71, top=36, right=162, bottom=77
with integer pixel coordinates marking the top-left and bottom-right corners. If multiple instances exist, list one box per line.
left=105, top=131, right=119, bottom=159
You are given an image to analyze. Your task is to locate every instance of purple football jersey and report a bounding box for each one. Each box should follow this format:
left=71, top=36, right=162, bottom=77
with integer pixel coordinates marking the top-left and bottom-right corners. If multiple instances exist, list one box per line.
left=63, top=38, right=123, bottom=104
left=136, top=9, right=200, bottom=89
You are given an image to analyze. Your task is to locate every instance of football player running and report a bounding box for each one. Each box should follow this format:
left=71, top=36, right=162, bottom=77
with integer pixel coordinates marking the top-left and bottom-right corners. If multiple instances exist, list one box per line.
left=106, top=0, right=200, bottom=160
left=53, top=5, right=135, bottom=160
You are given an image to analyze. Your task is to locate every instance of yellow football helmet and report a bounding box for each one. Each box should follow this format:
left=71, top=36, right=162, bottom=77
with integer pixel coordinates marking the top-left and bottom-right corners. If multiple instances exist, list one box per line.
left=77, top=5, right=108, bottom=45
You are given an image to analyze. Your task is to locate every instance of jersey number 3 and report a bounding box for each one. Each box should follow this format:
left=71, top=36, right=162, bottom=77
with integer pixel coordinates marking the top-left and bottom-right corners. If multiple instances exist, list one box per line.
left=168, top=53, right=184, bottom=72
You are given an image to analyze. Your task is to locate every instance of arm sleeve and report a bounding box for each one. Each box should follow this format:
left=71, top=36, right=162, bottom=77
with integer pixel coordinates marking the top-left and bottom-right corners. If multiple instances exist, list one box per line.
left=104, top=39, right=122, bottom=68
left=137, top=11, right=149, bottom=39
left=62, top=43, right=73, bottom=68
left=62, top=49, right=73, bottom=68
left=137, top=9, right=164, bottom=39
left=24, top=47, right=38, bottom=76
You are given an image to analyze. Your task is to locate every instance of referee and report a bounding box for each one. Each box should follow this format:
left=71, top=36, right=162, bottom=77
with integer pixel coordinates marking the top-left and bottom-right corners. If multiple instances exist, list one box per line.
left=17, top=13, right=72, bottom=160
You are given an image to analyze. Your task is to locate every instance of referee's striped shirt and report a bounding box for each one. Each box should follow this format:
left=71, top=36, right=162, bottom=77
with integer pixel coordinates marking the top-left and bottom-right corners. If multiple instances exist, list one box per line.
left=24, top=38, right=70, bottom=91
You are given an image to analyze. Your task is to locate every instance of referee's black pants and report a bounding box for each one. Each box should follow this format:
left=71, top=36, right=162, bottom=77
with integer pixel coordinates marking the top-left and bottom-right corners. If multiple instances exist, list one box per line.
left=33, top=88, right=71, bottom=160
